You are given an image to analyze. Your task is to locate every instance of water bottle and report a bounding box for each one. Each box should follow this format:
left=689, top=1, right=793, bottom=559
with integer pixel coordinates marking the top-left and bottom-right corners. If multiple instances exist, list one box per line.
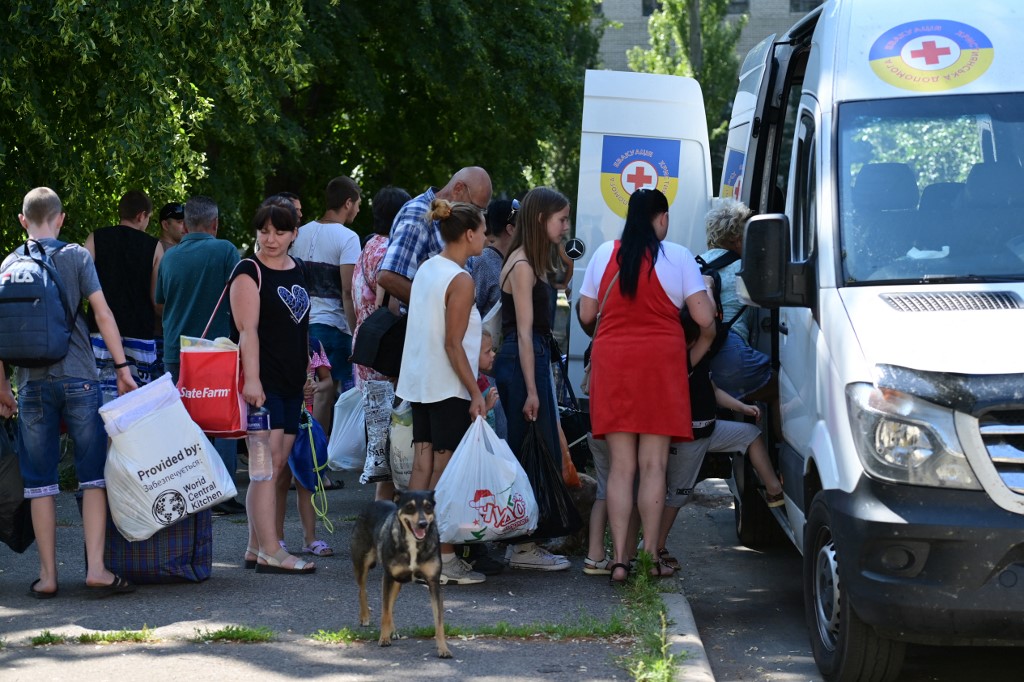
left=247, top=406, right=273, bottom=481
left=99, top=365, right=118, bottom=405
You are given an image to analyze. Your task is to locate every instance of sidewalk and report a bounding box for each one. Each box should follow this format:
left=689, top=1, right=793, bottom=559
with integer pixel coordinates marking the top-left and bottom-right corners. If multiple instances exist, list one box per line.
left=0, top=470, right=713, bottom=681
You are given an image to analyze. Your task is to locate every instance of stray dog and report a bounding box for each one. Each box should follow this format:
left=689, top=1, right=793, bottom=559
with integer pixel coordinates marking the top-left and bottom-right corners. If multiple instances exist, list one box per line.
left=350, top=490, right=451, bottom=658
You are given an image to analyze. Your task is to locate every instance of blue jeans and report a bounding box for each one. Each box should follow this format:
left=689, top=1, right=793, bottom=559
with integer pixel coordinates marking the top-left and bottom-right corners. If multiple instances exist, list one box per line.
left=494, top=331, right=560, bottom=467
left=310, top=323, right=354, bottom=390
left=18, top=377, right=106, bottom=498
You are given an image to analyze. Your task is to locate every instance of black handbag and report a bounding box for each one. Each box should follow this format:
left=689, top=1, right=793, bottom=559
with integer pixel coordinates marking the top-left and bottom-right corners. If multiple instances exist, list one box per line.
left=349, top=293, right=407, bottom=378
left=0, top=417, right=35, bottom=553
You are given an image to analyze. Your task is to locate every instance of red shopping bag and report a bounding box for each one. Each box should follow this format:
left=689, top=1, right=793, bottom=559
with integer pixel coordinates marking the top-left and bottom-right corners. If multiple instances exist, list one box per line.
left=177, top=346, right=246, bottom=439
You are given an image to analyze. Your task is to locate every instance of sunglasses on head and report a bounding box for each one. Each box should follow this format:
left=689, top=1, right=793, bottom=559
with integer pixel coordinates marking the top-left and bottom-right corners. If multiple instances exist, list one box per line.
left=507, top=198, right=520, bottom=226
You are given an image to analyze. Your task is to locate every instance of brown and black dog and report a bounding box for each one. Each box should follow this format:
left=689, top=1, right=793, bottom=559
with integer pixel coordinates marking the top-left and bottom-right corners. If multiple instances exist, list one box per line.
left=350, top=490, right=451, bottom=658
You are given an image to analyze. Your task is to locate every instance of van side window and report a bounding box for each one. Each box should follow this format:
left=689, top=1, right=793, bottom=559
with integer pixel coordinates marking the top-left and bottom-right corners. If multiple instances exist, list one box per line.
left=792, top=113, right=816, bottom=261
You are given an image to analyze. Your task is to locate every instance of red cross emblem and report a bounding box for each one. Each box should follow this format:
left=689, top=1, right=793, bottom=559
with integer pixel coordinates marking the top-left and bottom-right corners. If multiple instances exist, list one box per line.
left=910, top=40, right=952, bottom=66
left=621, top=161, right=657, bottom=193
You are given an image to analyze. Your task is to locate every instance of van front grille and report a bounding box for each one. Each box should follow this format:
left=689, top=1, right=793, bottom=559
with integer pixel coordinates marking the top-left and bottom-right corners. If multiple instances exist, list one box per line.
left=881, top=291, right=1022, bottom=312
left=978, top=409, right=1024, bottom=494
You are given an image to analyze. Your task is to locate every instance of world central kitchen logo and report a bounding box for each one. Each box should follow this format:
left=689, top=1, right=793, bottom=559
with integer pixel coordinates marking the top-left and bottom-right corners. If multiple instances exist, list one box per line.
left=600, top=135, right=680, bottom=218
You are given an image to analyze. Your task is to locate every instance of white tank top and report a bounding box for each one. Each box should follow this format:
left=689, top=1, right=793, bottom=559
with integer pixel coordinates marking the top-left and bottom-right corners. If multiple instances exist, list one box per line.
left=396, top=254, right=481, bottom=403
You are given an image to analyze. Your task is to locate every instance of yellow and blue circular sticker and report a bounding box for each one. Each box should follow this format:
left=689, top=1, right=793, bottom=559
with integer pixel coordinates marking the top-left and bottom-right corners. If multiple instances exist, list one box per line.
left=869, top=20, right=993, bottom=92
left=600, top=135, right=680, bottom=218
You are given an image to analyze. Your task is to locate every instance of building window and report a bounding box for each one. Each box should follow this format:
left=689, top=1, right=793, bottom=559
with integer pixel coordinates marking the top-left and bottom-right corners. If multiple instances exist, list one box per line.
left=642, top=0, right=662, bottom=17
left=728, top=1, right=750, bottom=13
left=790, top=0, right=823, bottom=11
left=594, top=1, right=602, bottom=14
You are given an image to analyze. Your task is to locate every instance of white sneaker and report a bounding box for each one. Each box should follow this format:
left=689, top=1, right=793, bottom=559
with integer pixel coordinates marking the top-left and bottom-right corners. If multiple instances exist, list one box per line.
left=440, top=556, right=486, bottom=585
left=508, top=543, right=571, bottom=571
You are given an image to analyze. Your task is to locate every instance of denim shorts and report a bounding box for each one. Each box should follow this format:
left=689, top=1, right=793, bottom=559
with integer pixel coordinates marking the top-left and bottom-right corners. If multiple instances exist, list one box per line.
left=710, top=330, right=773, bottom=399
left=18, top=377, right=106, bottom=498
left=262, top=390, right=304, bottom=435
left=309, top=323, right=354, bottom=390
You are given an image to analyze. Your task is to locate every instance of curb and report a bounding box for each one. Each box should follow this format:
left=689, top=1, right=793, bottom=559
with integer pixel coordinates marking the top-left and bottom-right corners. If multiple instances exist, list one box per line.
left=663, top=592, right=716, bottom=682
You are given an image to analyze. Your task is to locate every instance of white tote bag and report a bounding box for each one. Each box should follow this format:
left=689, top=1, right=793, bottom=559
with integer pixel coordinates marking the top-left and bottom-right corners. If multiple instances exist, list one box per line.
left=327, top=387, right=366, bottom=471
left=100, top=374, right=238, bottom=541
left=434, top=416, right=538, bottom=544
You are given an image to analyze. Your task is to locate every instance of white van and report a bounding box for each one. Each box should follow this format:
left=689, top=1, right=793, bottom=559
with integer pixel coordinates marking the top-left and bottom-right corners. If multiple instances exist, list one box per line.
left=727, top=1, right=1024, bottom=680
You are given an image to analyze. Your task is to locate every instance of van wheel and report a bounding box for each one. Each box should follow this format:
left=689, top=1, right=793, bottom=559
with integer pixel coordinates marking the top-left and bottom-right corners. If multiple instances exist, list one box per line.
left=732, top=454, right=783, bottom=548
left=804, top=492, right=905, bottom=682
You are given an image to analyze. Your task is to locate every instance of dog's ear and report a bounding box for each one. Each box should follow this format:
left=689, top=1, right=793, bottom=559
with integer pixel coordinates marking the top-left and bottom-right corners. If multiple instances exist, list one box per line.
left=426, top=490, right=436, bottom=503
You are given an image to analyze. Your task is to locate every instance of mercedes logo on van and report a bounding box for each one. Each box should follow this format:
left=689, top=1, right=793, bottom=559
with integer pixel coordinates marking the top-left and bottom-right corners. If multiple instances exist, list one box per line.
left=565, top=239, right=586, bottom=260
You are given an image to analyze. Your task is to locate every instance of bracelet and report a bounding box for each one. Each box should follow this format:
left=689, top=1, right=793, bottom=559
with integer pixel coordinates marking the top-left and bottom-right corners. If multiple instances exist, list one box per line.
left=113, top=361, right=132, bottom=369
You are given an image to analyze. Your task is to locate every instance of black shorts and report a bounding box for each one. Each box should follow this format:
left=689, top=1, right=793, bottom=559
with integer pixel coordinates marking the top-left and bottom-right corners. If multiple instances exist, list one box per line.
left=263, top=390, right=304, bottom=435
left=411, top=397, right=472, bottom=452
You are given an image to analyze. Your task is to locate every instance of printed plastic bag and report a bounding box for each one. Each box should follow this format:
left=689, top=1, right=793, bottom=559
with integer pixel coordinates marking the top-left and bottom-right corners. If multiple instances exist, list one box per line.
left=435, top=416, right=538, bottom=544
left=360, top=380, right=394, bottom=484
left=327, top=387, right=365, bottom=471
left=100, top=375, right=238, bottom=541
left=177, top=336, right=246, bottom=438
left=389, top=400, right=414, bottom=490
left=519, top=421, right=583, bottom=540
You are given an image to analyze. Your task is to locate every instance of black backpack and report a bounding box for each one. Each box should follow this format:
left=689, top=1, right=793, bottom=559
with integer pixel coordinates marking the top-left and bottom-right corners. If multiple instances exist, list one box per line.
left=0, top=240, right=77, bottom=367
left=696, top=250, right=747, bottom=330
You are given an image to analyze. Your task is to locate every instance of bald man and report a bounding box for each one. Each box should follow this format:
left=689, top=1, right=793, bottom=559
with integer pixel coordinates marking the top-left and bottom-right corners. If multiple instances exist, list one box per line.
left=377, top=166, right=492, bottom=304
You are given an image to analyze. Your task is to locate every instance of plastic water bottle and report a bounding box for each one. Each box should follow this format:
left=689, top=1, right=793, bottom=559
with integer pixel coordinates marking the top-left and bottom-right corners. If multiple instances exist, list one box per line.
left=247, top=406, right=273, bottom=481
left=99, top=365, right=118, bottom=405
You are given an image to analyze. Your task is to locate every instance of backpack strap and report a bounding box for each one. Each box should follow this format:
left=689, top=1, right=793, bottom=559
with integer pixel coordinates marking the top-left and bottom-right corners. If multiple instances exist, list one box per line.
left=697, top=250, right=740, bottom=273
left=201, top=258, right=261, bottom=339
left=25, top=239, right=79, bottom=329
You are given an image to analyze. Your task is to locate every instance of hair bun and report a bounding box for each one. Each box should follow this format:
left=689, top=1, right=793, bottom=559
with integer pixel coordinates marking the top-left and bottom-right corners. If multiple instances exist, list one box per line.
left=428, top=198, right=453, bottom=221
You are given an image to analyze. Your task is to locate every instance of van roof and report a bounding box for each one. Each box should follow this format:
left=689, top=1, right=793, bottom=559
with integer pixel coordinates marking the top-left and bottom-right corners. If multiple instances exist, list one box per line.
left=813, top=0, right=1020, bottom=103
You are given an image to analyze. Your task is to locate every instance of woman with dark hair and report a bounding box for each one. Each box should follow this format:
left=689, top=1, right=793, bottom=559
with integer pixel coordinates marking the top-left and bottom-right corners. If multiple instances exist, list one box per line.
left=473, top=197, right=518, bottom=316
left=578, top=188, right=716, bottom=583
left=232, top=201, right=315, bottom=574
left=397, top=198, right=487, bottom=584
left=494, top=186, right=572, bottom=572
left=351, top=185, right=411, bottom=386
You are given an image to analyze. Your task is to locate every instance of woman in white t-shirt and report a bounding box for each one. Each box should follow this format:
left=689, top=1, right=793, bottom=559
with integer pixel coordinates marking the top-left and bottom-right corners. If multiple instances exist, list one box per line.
left=396, top=198, right=487, bottom=585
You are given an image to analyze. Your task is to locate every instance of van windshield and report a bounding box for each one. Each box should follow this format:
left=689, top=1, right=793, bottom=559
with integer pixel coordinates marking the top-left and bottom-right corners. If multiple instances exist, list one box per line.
left=838, top=94, right=1024, bottom=284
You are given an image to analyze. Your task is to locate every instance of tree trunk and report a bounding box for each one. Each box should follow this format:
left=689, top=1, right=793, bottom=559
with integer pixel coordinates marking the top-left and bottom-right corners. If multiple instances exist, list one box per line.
left=688, top=0, right=703, bottom=76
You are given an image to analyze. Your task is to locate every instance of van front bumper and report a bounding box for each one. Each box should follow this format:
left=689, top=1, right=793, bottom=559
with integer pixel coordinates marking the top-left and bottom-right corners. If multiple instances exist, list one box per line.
left=826, top=478, right=1024, bottom=646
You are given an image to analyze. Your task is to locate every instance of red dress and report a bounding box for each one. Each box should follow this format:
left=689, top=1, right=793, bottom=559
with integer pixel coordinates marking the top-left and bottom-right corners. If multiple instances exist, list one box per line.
left=590, top=244, right=693, bottom=441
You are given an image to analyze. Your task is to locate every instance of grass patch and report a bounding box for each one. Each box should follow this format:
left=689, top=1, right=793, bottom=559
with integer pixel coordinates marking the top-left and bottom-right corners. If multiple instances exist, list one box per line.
left=193, top=625, right=273, bottom=643
left=78, top=627, right=155, bottom=644
left=617, top=551, right=680, bottom=682
left=310, top=628, right=359, bottom=644
left=31, top=630, right=67, bottom=646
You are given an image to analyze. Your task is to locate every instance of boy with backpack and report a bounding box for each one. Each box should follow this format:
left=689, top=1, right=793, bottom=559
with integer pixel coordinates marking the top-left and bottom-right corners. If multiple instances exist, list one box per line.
left=0, top=187, right=139, bottom=598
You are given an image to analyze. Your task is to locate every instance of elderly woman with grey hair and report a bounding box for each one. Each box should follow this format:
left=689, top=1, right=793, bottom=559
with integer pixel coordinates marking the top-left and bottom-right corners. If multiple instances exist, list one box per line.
left=699, top=198, right=773, bottom=400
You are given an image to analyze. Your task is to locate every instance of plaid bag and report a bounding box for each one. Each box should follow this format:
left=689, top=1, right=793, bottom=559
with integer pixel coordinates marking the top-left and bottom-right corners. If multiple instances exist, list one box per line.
left=77, top=493, right=212, bottom=583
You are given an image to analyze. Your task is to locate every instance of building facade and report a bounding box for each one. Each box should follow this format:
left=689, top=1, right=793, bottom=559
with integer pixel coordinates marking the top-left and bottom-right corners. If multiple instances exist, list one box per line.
left=596, top=0, right=824, bottom=71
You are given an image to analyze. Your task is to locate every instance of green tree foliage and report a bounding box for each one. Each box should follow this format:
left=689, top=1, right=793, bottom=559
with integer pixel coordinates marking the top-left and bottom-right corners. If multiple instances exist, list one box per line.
left=0, top=1, right=602, bottom=251
left=626, top=0, right=746, bottom=176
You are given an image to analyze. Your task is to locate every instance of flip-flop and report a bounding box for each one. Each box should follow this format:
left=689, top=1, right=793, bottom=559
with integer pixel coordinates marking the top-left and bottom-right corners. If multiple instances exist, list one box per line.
left=301, top=540, right=334, bottom=557
left=255, top=550, right=316, bottom=574
left=244, top=546, right=260, bottom=569
left=86, top=574, right=136, bottom=597
left=29, top=579, right=57, bottom=600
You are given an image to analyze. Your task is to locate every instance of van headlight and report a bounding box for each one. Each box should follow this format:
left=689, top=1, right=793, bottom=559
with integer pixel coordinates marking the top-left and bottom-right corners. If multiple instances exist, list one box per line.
left=846, top=383, right=980, bottom=490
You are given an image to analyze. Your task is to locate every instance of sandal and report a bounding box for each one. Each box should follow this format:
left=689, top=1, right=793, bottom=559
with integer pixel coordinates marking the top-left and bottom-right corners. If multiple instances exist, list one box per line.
left=29, top=578, right=58, bottom=600
left=609, top=562, right=630, bottom=584
left=86, top=573, right=136, bottom=597
left=301, top=540, right=334, bottom=557
left=657, top=548, right=680, bottom=571
left=583, top=557, right=612, bottom=575
left=244, top=546, right=259, bottom=569
left=256, top=549, right=316, bottom=574
left=766, top=491, right=786, bottom=508
left=649, top=562, right=675, bottom=579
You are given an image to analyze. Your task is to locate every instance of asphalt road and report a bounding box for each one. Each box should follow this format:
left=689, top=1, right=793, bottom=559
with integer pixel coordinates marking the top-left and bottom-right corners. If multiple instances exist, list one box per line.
left=672, top=479, right=1024, bottom=682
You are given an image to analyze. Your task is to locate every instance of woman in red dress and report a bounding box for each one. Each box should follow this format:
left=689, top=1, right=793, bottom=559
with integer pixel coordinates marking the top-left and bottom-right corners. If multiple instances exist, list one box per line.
left=578, top=189, right=716, bottom=583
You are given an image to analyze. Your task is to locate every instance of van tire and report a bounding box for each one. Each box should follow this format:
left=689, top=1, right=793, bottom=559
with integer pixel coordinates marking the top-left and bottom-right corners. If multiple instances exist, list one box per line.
left=804, top=492, right=905, bottom=682
left=732, top=454, right=784, bottom=548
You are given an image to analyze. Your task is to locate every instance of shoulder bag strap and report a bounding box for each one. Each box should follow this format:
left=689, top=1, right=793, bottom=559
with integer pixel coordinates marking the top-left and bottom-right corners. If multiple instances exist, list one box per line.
left=592, top=270, right=620, bottom=339
left=201, top=258, right=261, bottom=339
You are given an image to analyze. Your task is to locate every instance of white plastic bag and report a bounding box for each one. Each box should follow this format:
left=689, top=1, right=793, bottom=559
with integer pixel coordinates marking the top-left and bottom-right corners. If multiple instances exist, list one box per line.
left=100, top=375, right=238, bottom=541
left=327, top=387, right=365, bottom=471
left=434, top=416, right=538, bottom=544
left=360, top=380, right=394, bottom=484
left=389, top=400, right=414, bottom=490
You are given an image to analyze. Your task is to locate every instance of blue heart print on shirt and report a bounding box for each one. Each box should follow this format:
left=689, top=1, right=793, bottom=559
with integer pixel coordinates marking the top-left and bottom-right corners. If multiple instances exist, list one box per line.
left=277, top=285, right=310, bottom=323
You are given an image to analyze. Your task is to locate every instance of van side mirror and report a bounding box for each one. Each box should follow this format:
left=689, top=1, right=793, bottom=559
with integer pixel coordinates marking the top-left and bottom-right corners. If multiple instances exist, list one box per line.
left=737, top=213, right=814, bottom=309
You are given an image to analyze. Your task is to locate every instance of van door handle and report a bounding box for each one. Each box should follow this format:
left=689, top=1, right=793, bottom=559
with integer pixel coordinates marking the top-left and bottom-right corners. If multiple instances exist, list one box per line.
left=779, top=322, right=789, bottom=336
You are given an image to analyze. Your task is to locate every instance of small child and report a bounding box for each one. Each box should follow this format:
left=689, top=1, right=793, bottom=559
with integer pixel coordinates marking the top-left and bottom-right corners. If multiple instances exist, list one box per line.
left=654, top=310, right=785, bottom=570
left=476, top=330, right=502, bottom=435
